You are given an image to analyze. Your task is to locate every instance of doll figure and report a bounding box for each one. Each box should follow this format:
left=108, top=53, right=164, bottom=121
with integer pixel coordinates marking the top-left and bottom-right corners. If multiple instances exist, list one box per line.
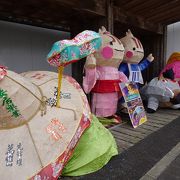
left=140, top=68, right=180, bottom=113
left=83, top=26, right=128, bottom=118
left=119, top=30, right=154, bottom=85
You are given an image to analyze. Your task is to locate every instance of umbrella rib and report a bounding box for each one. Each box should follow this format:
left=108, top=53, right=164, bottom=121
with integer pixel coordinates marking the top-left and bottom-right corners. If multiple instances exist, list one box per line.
left=26, top=123, right=44, bottom=168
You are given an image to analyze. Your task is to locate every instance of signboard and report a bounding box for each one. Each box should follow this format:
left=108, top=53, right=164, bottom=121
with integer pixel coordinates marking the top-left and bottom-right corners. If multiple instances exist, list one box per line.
left=119, top=82, right=147, bottom=128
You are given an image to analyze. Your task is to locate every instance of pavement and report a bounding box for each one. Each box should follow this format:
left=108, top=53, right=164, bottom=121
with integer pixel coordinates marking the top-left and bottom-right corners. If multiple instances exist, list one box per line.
left=158, top=153, right=180, bottom=180
left=62, top=115, right=180, bottom=180
left=141, top=142, right=180, bottom=180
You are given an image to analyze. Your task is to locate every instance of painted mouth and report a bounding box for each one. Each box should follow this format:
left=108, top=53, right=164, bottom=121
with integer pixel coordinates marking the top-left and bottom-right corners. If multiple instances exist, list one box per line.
left=136, top=50, right=144, bottom=53
left=114, top=49, right=124, bottom=52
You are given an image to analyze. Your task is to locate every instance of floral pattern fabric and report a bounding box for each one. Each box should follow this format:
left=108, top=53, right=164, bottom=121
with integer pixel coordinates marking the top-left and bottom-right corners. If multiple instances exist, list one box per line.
left=47, top=30, right=102, bottom=67
left=30, top=76, right=91, bottom=180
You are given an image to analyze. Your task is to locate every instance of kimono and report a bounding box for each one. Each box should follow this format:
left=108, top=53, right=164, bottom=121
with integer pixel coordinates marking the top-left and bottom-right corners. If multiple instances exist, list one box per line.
left=119, top=58, right=150, bottom=85
left=83, top=66, right=128, bottom=117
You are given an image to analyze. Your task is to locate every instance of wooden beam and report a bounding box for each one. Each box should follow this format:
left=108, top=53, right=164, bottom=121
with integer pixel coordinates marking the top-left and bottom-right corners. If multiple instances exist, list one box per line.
left=146, top=5, right=180, bottom=23
left=117, top=0, right=142, bottom=8
left=128, top=1, right=168, bottom=15
left=0, top=12, right=70, bottom=32
left=113, top=6, right=164, bottom=34
left=162, top=15, right=180, bottom=25
left=0, top=0, right=107, bottom=32
left=132, top=2, right=162, bottom=16
left=55, top=0, right=106, bottom=16
left=143, top=0, right=180, bottom=19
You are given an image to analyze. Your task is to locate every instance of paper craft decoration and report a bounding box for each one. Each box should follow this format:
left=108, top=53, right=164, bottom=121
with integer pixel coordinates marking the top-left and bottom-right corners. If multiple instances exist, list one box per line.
left=119, top=29, right=154, bottom=85
left=119, top=82, right=147, bottom=128
left=0, top=70, right=91, bottom=179
left=83, top=26, right=128, bottom=118
left=141, top=53, right=180, bottom=113
left=47, top=30, right=102, bottom=107
left=141, top=78, right=178, bottom=112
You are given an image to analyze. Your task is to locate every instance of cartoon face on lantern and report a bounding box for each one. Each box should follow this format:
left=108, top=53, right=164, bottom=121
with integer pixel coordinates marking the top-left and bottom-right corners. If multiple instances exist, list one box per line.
left=120, top=29, right=144, bottom=64
left=94, top=26, right=125, bottom=68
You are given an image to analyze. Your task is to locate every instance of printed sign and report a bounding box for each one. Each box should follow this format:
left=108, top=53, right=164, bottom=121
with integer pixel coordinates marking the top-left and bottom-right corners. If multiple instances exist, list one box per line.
left=119, top=82, right=147, bottom=128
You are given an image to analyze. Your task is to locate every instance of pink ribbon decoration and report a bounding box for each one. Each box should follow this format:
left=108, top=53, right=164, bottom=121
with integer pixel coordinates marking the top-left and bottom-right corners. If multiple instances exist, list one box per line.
left=0, top=66, right=7, bottom=80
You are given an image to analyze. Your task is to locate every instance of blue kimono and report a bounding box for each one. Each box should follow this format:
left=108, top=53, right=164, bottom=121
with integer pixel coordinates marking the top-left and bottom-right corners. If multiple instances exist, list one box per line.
left=119, top=58, right=151, bottom=85
left=118, top=58, right=151, bottom=107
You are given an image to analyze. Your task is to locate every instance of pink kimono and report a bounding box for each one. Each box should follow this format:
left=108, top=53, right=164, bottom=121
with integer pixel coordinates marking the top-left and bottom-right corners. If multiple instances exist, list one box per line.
left=83, top=66, right=128, bottom=117
left=83, top=26, right=128, bottom=118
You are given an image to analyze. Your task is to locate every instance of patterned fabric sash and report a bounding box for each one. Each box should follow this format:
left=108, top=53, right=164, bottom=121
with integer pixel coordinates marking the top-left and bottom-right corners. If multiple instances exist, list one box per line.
left=91, top=79, right=121, bottom=93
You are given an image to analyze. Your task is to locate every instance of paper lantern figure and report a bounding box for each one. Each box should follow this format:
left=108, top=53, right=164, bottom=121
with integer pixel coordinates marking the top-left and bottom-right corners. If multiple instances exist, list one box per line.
left=47, top=30, right=102, bottom=107
left=83, top=26, right=128, bottom=118
left=141, top=53, right=180, bottom=113
left=119, top=29, right=154, bottom=85
left=141, top=68, right=180, bottom=113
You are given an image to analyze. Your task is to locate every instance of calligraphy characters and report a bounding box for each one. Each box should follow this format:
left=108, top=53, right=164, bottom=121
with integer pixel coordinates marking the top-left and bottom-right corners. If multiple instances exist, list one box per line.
left=46, top=118, right=67, bottom=141
left=5, top=143, right=23, bottom=167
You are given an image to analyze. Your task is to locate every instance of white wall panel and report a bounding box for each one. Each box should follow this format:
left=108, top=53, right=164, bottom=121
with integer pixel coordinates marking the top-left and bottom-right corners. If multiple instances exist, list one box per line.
left=0, top=20, right=71, bottom=75
left=166, top=22, right=180, bottom=61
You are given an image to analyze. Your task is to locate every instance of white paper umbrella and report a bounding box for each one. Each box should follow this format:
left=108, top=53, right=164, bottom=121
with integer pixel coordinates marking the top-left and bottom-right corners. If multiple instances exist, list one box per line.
left=0, top=70, right=91, bottom=180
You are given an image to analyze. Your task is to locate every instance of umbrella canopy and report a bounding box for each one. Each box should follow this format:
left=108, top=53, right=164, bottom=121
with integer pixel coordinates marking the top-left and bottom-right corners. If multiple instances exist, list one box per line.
left=47, top=30, right=102, bottom=108
left=0, top=70, right=91, bottom=179
left=47, top=30, right=102, bottom=67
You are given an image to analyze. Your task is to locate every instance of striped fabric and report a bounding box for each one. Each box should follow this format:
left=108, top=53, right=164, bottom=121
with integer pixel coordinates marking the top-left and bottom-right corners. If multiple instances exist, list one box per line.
left=128, top=64, right=143, bottom=84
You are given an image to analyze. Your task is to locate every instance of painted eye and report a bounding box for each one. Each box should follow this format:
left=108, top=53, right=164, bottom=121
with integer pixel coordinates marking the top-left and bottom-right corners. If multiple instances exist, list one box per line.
left=110, top=41, right=113, bottom=45
left=133, top=47, right=136, bottom=51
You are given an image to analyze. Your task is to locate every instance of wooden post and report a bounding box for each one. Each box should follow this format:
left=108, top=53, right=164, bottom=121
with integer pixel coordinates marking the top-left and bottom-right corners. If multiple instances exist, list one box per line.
left=107, top=0, right=114, bottom=34
left=162, top=26, right=167, bottom=67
